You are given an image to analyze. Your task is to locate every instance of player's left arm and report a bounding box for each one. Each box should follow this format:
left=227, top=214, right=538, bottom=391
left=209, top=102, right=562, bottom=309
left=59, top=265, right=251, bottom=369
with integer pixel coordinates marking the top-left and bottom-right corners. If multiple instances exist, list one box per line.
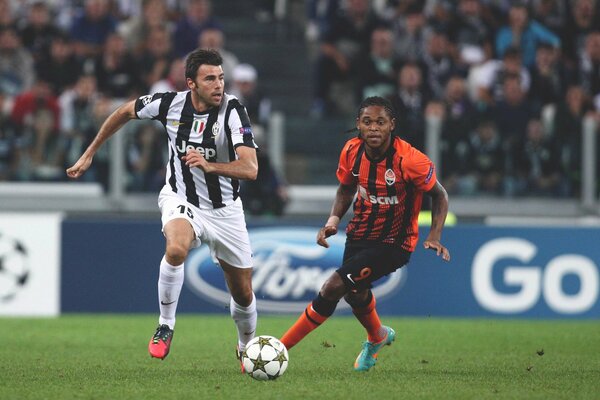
left=182, top=145, right=258, bottom=180
left=423, top=180, right=451, bottom=261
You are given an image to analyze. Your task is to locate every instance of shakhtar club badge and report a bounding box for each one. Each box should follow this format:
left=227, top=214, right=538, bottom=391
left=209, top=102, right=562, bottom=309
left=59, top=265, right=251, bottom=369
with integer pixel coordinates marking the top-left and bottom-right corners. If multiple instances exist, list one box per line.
left=385, top=169, right=396, bottom=185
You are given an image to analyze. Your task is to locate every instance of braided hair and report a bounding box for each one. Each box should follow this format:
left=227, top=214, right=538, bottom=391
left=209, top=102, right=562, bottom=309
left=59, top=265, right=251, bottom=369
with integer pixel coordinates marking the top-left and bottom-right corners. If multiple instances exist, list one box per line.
left=345, top=96, right=396, bottom=137
left=356, top=96, right=396, bottom=120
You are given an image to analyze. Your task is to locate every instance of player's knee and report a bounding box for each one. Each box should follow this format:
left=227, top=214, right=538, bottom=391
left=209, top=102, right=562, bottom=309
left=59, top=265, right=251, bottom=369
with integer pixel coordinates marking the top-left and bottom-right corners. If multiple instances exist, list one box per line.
left=344, top=289, right=370, bottom=308
left=320, top=273, right=346, bottom=301
left=165, top=243, right=188, bottom=265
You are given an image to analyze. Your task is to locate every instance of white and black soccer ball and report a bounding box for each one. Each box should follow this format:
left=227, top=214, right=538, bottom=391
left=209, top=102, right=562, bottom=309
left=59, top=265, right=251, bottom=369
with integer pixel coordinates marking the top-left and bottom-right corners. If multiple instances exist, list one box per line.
left=0, top=234, right=29, bottom=302
left=241, top=335, right=289, bottom=381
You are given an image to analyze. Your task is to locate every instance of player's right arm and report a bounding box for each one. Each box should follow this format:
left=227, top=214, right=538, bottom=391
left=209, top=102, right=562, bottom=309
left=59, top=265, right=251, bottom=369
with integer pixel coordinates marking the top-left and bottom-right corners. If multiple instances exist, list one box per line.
left=317, top=140, right=360, bottom=248
left=66, top=100, right=136, bottom=179
left=317, top=183, right=357, bottom=248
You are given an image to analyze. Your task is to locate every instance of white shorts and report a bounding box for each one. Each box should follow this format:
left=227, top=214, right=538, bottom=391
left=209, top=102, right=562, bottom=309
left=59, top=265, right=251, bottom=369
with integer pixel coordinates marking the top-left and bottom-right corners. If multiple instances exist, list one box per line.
left=158, top=189, right=253, bottom=269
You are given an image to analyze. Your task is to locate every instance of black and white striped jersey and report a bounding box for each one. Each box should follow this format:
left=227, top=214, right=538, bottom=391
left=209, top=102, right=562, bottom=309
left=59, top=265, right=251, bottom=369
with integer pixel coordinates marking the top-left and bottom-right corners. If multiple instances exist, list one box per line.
left=134, top=91, right=258, bottom=209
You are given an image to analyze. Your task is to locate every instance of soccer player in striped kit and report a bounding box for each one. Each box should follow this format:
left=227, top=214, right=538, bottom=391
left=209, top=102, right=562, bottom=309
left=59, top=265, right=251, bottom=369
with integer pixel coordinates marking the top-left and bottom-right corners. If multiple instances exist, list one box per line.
left=67, top=49, right=259, bottom=367
left=280, top=96, right=451, bottom=371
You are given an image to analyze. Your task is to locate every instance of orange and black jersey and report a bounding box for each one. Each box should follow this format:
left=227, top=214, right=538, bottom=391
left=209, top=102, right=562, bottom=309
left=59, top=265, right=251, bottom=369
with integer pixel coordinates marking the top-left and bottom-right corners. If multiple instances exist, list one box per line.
left=336, top=136, right=437, bottom=252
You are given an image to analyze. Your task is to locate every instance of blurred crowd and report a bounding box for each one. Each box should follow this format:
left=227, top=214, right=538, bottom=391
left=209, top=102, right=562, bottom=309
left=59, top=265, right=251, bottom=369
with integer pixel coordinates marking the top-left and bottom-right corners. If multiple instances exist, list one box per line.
left=0, top=0, right=287, bottom=215
left=0, top=0, right=599, bottom=211
left=307, top=0, right=600, bottom=197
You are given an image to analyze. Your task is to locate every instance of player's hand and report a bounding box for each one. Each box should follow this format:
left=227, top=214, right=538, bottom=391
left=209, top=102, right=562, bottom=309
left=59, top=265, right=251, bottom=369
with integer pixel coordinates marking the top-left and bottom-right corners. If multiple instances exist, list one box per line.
left=66, top=155, right=93, bottom=179
left=423, top=239, right=450, bottom=262
left=317, top=225, right=338, bottom=248
left=182, top=149, right=212, bottom=172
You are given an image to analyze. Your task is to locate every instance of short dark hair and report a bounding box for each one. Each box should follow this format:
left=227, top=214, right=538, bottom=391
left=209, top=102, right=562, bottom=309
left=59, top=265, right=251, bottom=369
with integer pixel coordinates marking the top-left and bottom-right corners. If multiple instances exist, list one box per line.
left=185, top=48, right=223, bottom=80
left=503, top=46, right=522, bottom=60
left=357, top=96, right=396, bottom=120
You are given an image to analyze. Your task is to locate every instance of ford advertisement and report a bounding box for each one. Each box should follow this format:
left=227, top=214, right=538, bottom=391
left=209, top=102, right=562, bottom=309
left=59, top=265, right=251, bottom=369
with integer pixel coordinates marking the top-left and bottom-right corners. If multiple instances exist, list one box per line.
left=61, top=220, right=599, bottom=319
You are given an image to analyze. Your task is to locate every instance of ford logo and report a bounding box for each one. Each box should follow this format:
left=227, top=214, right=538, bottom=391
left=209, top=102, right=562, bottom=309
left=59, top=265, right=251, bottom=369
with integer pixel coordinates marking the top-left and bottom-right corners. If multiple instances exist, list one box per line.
left=185, top=227, right=406, bottom=312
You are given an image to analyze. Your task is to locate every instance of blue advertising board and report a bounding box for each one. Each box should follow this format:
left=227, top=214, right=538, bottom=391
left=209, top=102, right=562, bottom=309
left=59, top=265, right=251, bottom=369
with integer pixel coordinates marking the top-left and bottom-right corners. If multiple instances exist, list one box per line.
left=61, top=219, right=599, bottom=318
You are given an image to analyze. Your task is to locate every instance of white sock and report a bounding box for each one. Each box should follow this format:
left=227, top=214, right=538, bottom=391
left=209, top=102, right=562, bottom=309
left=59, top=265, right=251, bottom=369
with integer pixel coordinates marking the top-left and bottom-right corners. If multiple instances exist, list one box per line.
left=158, top=256, right=184, bottom=330
left=230, top=293, right=257, bottom=351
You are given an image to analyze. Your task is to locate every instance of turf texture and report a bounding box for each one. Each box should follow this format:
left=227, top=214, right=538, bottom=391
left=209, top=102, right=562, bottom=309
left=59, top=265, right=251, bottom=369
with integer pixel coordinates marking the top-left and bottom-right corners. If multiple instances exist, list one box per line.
left=1, top=315, right=598, bottom=399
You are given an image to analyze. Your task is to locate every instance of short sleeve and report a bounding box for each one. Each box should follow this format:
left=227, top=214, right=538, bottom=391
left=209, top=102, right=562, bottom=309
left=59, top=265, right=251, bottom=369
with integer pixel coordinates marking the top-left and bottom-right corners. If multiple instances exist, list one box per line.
left=336, top=140, right=358, bottom=185
left=404, top=147, right=437, bottom=192
left=227, top=99, right=258, bottom=150
left=135, top=92, right=171, bottom=120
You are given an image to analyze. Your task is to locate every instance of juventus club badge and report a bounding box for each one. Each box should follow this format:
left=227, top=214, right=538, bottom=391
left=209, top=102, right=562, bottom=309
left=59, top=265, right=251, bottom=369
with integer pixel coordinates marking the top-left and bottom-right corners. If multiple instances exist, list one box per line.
left=212, top=121, right=220, bottom=137
left=385, top=169, right=396, bottom=186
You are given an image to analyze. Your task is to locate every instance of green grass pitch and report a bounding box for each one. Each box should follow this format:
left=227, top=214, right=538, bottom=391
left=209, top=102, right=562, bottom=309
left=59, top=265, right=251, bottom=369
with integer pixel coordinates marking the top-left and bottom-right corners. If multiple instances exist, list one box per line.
left=1, top=315, right=598, bottom=399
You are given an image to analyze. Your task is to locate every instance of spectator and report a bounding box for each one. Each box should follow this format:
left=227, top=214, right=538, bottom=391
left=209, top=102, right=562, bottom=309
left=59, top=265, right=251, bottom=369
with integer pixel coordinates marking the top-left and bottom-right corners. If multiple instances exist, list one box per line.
left=0, top=0, right=15, bottom=29
left=305, top=0, right=341, bottom=42
left=36, top=33, right=82, bottom=95
left=390, top=62, right=431, bottom=151
left=10, top=77, right=60, bottom=134
left=69, top=0, right=117, bottom=59
left=138, top=25, right=175, bottom=92
left=229, top=63, right=272, bottom=127
left=561, top=0, right=600, bottom=64
left=391, top=3, right=427, bottom=63
left=198, top=27, right=239, bottom=89
left=492, top=74, right=537, bottom=148
left=355, top=26, right=398, bottom=100
left=420, top=29, right=457, bottom=100
left=472, top=47, right=531, bottom=107
left=553, top=85, right=594, bottom=195
left=237, top=111, right=288, bottom=217
left=311, top=0, right=385, bottom=117
left=447, top=0, right=493, bottom=70
left=25, top=108, right=67, bottom=181
left=0, top=91, right=17, bottom=180
left=117, top=0, right=171, bottom=56
left=574, top=31, right=600, bottom=101
left=529, top=43, right=567, bottom=109
left=0, top=25, right=35, bottom=97
left=93, top=32, right=141, bottom=98
left=513, top=118, right=566, bottom=196
left=462, top=119, right=506, bottom=196
left=440, top=76, right=479, bottom=180
left=59, top=74, right=103, bottom=183
left=425, top=0, right=454, bottom=33
left=126, top=123, right=165, bottom=192
left=150, top=58, right=187, bottom=94
left=173, top=0, right=222, bottom=57
left=13, top=88, right=66, bottom=182
left=18, top=1, right=63, bottom=62
left=239, top=150, right=288, bottom=217
left=531, top=0, right=567, bottom=35
left=495, top=2, right=561, bottom=68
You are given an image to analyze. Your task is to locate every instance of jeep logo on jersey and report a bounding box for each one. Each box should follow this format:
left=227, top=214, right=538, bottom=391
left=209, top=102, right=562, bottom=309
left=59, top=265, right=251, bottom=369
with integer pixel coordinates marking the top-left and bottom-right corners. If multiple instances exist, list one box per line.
left=184, top=227, right=406, bottom=312
left=176, top=139, right=216, bottom=160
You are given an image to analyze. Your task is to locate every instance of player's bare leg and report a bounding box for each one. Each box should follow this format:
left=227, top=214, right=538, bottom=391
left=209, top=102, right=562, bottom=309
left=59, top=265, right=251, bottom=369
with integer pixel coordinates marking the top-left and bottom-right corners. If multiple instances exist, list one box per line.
left=346, top=289, right=395, bottom=372
left=221, top=260, right=256, bottom=372
left=149, top=219, right=195, bottom=360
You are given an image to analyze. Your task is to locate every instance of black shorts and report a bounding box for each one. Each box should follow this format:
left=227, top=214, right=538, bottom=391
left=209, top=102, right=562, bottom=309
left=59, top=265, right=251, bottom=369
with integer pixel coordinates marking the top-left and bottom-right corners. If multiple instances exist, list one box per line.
left=336, top=242, right=411, bottom=291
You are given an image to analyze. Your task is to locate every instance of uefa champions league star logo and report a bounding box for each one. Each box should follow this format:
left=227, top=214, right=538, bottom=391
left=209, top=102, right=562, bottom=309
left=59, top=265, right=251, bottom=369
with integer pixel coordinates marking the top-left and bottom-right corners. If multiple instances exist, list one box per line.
left=0, top=234, right=29, bottom=302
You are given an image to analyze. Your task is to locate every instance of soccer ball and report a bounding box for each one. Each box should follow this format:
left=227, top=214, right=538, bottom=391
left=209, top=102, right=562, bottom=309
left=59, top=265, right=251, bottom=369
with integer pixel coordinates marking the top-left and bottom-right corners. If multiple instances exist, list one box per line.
left=241, top=335, right=289, bottom=381
left=0, top=235, right=29, bottom=302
